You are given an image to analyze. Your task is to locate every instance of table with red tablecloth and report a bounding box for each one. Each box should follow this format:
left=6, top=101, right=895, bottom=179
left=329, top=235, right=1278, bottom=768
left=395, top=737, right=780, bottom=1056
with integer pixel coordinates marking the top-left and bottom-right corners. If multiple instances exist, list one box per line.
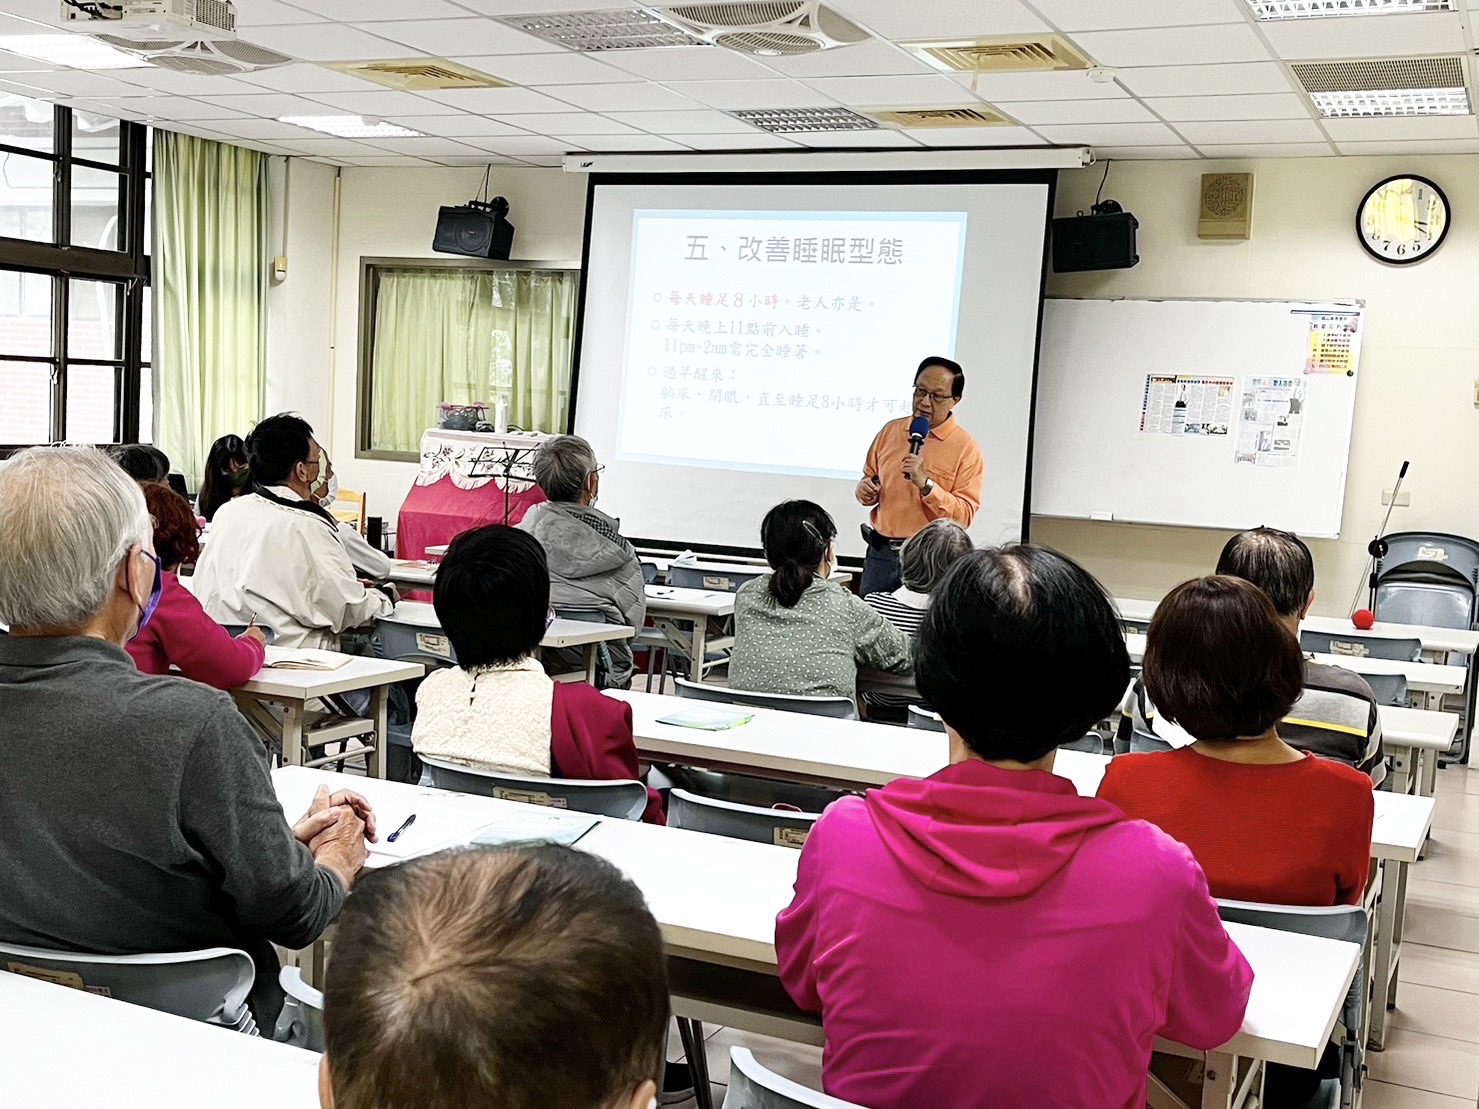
left=396, top=428, right=550, bottom=560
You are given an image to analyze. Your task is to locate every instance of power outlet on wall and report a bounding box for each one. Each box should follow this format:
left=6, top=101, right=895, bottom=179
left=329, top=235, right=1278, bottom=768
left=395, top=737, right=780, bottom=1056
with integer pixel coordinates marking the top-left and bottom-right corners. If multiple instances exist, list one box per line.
left=1382, top=489, right=1411, bottom=507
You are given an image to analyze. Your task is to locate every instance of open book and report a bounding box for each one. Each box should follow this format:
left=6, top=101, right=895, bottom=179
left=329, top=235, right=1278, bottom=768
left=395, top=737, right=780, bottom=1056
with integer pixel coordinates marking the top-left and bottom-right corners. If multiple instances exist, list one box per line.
left=656, top=704, right=756, bottom=731
left=262, top=646, right=351, bottom=672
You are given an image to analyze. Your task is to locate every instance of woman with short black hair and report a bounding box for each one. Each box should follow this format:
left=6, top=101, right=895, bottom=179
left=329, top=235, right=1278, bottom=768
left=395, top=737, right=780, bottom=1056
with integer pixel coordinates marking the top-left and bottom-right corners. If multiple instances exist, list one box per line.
left=775, top=545, right=1252, bottom=1108
left=410, top=525, right=662, bottom=824
left=727, top=500, right=911, bottom=699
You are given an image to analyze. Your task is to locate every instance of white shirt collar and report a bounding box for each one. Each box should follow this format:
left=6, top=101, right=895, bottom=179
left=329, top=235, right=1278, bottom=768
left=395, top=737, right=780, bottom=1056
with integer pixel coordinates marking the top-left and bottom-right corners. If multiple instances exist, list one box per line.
left=892, top=586, right=931, bottom=609
left=266, top=484, right=305, bottom=502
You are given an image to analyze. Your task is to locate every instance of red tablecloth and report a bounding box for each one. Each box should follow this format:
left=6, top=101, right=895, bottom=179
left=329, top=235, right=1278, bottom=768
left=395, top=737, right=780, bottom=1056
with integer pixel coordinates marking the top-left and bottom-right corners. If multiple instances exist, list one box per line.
left=396, top=476, right=545, bottom=559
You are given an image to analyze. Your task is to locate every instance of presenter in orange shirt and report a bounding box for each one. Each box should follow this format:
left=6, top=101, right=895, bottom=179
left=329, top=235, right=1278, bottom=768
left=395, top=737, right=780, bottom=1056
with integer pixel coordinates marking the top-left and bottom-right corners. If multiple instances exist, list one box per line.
left=855, top=356, right=984, bottom=597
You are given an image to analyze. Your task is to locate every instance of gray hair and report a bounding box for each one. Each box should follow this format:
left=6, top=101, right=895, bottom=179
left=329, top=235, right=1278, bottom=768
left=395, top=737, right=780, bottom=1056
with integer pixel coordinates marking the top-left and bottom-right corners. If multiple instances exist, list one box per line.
left=900, top=519, right=973, bottom=593
left=0, top=446, right=151, bottom=629
left=532, top=435, right=598, bottom=503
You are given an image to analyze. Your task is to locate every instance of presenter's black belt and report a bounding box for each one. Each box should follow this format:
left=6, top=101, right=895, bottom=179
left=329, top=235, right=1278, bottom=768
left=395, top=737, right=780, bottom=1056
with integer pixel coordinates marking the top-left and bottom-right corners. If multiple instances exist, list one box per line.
left=861, top=525, right=907, bottom=551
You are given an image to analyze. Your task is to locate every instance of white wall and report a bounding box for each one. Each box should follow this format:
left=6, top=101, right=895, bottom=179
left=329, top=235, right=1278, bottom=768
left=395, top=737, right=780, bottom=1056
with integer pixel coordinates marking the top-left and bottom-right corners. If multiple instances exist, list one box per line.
left=264, top=158, right=337, bottom=430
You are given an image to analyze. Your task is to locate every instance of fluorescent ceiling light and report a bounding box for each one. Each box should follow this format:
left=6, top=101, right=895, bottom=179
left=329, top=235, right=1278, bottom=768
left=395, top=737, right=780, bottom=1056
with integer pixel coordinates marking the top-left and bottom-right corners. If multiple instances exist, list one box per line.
left=0, top=33, right=152, bottom=69
left=279, top=116, right=423, bottom=138
left=1248, top=0, right=1453, bottom=17
left=732, top=107, right=879, bottom=133
left=1309, top=86, right=1470, bottom=115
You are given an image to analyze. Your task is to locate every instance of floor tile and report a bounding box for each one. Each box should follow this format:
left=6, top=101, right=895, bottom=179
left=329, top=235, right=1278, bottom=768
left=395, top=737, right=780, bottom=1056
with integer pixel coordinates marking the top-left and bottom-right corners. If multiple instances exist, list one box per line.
left=1402, top=944, right=1479, bottom=996
left=1361, top=1079, right=1472, bottom=1108
left=1388, top=982, right=1479, bottom=1043
left=1364, top=1028, right=1479, bottom=1099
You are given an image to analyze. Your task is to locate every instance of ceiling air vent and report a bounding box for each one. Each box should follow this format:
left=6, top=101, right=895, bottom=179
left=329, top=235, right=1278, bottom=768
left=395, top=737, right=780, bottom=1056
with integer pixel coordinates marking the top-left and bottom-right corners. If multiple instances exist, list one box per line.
left=330, top=59, right=510, bottom=91
left=1291, top=55, right=1470, bottom=115
left=905, top=35, right=1092, bottom=74
left=1249, top=0, right=1453, bottom=18
left=95, top=35, right=290, bottom=74
left=662, top=2, right=868, bottom=55
left=732, top=106, right=879, bottom=132
left=869, top=106, right=1014, bottom=128
left=496, top=9, right=707, bottom=51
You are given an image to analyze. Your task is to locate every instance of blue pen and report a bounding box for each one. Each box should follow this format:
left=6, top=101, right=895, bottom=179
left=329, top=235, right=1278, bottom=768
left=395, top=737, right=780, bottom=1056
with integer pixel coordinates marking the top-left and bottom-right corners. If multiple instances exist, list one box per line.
left=388, top=814, right=416, bottom=842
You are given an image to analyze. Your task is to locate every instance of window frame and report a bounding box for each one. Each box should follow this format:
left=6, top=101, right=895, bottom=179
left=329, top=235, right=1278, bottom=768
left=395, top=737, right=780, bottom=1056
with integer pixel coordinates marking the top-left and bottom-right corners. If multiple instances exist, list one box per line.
left=355, top=255, right=581, bottom=463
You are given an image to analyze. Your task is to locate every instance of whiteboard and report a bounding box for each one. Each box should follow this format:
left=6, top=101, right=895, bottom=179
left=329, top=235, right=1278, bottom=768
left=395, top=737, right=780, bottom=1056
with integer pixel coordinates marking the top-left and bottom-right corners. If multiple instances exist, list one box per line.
left=1031, top=297, right=1365, bottom=539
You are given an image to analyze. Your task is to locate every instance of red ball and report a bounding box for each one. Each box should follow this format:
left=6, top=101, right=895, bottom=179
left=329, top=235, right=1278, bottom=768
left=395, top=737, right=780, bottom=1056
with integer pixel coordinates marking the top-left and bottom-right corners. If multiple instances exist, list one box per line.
left=1352, top=608, right=1376, bottom=630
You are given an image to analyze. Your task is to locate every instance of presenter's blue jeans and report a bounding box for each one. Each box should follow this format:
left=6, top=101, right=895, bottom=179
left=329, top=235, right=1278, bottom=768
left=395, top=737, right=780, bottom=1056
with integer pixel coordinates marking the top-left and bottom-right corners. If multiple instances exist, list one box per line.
left=860, top=544, right=902, bottom=598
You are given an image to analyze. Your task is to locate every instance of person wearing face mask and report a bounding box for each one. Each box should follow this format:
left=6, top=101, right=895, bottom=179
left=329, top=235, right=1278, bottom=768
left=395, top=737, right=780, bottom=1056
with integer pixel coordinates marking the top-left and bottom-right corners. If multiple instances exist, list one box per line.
left=0, top=446, right=375, bottom=1028
left=311, top=450, right=392, bottom=581
left=728, top=500, right=913, bottom=700
left=516, top=435, right=644, bottom=690
left=197, top=434, right=250, bottom=523
left=193, top=413, right=396, bottom=650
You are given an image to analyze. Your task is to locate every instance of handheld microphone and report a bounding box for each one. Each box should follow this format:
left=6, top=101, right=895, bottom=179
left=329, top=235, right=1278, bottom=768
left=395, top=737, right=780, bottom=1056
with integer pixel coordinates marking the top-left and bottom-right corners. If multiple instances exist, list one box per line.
left=1347, top=458, right=1410, bottom=617
left=908, top=415, right=930, bottom=456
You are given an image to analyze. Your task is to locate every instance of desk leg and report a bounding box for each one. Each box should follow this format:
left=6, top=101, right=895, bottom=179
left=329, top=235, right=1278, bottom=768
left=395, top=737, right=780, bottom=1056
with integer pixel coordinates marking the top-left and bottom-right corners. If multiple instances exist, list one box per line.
left=368, top=685, right=388, bottom=780
left=1370, top=856, right=1406, bottom=1050
left=690, top=619, right=709, bottom=684
left=584, top=644, right=597, bottom=685
left=1201, top=1051, right=1259, bottom=1109
left=282, top=700, right=305, bottom=767
left=1419, top=748, right=1439, bottom=798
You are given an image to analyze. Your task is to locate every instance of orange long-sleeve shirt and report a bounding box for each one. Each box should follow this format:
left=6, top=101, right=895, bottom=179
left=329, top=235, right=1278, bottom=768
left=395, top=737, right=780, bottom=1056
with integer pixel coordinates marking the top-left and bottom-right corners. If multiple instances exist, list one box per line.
left=861, top=414, right=984, bottom=539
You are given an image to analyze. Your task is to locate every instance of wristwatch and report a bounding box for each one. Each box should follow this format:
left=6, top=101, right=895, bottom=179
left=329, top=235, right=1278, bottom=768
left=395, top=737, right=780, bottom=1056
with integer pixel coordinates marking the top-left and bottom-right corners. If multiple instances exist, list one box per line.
left=920, top=478, right=935, bottom=497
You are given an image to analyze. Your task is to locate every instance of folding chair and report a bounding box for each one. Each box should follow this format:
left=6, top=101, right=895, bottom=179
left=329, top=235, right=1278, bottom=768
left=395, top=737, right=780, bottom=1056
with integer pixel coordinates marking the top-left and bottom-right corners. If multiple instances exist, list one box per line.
left=907, top=705, right=945, bottom=731
left=722, top=1048, right=862, bottom=1108
left=674, top=677, right=857, bottom=720
left=421, top=756, right=649, bottom=821
left=274, top=966, right=324, bottom=1051
left=1300, top=630, right=1421, bottom=663
left=668, top=788, right=821, bottom=849
left=668, top=565, right=766, bottom=594
left=1362, top=672, right=1409, bottom=708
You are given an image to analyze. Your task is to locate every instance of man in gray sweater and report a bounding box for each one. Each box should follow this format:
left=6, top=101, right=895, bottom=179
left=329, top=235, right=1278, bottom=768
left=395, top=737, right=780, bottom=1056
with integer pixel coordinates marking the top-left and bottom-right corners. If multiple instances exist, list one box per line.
left=0, top=447, right=373, bottom=1024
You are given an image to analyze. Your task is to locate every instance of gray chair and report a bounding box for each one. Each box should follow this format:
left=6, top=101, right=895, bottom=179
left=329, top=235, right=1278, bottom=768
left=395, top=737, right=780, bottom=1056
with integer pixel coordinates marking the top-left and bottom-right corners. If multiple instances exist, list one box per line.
left=1363, top=672, right=1409, bottom=708
left=274, top=965, right=324, bottom=1051
left=1216, top=900, right=1368, bottom=1109
left=907, top=705, right=945, bottom=732
left=220, top=622, right=277, bottom=645
left=372, top=615, right=458, bottom=669
left=1373, top=531, right=1479, bottom=631
left=675, top=677, right=857, bottom=720
left=641, top=560, right=659, bottom=585
left=668, top=788, right=821, bottom=848
left=421, top=756, right=649, bottom=821
left=661, top=766, right=851, bottom=814
left=0, top=942, right=257, bottom=1034
left=1300, top=629, right=1421, bottom=663
left=722, top=1048, right=863, bottom=1108
left=668, top=564, right=766, bottom=593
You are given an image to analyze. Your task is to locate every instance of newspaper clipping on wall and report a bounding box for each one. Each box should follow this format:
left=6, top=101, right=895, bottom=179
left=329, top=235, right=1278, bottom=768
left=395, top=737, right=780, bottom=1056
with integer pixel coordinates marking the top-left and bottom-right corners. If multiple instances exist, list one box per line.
left=1235, top=376, right=1306, bottom=467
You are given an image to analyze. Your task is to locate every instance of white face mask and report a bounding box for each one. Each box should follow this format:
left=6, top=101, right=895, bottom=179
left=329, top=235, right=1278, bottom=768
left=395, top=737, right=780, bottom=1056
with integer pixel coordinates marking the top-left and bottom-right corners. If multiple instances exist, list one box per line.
left=317, top=472, right=339, bottom=507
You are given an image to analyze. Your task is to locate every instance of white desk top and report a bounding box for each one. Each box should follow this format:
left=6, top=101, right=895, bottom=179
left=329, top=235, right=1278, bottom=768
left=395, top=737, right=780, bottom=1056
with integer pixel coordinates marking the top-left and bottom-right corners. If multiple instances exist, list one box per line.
left=273, top=766, right=1352, bottom=1071
left=1122, top=632, right=1466, bottom=694
left=236, top=653, right=424, bottom=699
left=423, top=544, right=448, bottom=557
left=386, top=559, right=437, bottom=586
left=389, top=602, right=635, bottom=649
left=0, top=969, right=320, bottom=1108
left=645, top=585, right=737, bottom=618
left=1371, top=792, right=1437, bottom=864
left=1380, top=705, right=1460, bottom=751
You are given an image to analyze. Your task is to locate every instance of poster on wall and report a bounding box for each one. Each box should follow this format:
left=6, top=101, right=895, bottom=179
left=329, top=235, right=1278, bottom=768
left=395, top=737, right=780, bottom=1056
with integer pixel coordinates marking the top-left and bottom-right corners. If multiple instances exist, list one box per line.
left=1235, top=376, right=1305, bottom=467
left=1139, top=374, right=1234, bottom=435
left=1302, top=310, right=1360, bottom=376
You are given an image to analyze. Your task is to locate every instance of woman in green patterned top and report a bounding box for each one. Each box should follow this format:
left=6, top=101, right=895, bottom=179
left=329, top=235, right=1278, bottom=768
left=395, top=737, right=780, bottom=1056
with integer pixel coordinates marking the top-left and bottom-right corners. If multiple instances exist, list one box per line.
left=727, top=500, right=913, bottom=700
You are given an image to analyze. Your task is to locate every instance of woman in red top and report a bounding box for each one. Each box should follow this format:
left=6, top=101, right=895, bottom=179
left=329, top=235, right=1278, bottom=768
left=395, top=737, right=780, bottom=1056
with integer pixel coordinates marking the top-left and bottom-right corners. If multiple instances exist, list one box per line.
left=1098, top=575, right=1374, bottom=907
left=126, top=483, right=267, bottom=689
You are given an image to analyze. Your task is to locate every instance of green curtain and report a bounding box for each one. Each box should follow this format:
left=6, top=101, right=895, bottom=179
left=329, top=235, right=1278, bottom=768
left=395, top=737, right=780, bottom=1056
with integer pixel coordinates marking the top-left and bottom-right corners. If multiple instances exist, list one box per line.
left=369, top=267, right=576, bottom=453
left=153, top=132, right=266, bottom=482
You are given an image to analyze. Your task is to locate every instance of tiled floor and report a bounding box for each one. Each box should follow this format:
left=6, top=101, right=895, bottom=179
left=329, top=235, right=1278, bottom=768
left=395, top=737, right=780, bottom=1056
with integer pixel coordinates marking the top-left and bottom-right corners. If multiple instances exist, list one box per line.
left=672, top=763, right=1479, bottom=1107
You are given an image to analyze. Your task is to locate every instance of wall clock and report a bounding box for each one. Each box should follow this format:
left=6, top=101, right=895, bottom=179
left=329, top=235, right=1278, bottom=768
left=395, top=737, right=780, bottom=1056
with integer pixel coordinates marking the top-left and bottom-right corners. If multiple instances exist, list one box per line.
left=1357, top=175, right=1449, bottom=264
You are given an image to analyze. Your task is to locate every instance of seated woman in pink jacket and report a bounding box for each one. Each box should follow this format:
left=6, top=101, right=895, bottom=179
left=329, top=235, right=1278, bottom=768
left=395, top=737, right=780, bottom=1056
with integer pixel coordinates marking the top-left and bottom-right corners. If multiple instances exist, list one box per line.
left=409, top=525, right=663, bottom=825
left=775, top=545, right=1253, bottom=1109
left=126, top=483, right=266, bottom=688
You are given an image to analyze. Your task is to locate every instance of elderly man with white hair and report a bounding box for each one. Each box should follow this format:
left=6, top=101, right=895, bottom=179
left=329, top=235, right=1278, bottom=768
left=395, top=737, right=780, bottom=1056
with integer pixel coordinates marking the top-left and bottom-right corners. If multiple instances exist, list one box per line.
left=0, top=446, right=375, bottom=1025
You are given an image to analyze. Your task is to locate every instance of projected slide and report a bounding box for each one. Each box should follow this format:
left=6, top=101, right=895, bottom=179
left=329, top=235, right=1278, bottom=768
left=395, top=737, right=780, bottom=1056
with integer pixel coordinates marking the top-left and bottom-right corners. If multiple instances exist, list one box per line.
left=616, top=210, right=967, bottom=480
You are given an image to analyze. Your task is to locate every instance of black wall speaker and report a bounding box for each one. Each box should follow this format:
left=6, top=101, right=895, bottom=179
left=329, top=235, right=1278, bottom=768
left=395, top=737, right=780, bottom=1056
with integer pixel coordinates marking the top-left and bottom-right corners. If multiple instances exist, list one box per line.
left=1051, top=211, right=1140, bottom=273
left=433, top=199, right=515, bottom=260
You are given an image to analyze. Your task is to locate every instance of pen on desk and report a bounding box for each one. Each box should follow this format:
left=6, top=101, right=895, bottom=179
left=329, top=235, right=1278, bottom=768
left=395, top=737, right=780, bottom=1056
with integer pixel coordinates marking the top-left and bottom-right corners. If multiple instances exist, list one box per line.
left=247, top=611, right=257, bottom=629
left=387, top=814, right=416, bottom=842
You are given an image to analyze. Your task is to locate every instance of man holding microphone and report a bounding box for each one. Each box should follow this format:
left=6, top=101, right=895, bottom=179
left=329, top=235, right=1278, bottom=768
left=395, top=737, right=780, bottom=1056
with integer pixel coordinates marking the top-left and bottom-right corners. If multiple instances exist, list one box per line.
left=855, top=356, right=984, bottom=596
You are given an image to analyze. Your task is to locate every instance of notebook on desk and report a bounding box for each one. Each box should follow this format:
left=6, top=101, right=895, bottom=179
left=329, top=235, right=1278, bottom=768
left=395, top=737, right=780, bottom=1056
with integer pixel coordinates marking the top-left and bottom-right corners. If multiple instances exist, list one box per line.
left=262, top=647, right=350, bottom=672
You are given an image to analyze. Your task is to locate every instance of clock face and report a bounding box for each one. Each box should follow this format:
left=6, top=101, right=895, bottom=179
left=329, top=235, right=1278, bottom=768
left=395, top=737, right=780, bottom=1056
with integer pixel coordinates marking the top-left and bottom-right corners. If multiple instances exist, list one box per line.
left=1358, top=175, right=1450, bottom=265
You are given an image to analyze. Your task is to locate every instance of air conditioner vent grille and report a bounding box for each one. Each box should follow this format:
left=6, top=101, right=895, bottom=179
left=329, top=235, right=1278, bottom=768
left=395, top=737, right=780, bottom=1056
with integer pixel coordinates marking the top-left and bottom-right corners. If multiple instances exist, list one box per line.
left=870, top=106, right=1012, bottom=127
left=332, top=59, right=510, bottom=90
left=1291, top=55, right=1464, bottom=91
left=907, top=35, right=1092, bottom=73
left=667, top=2, right=805, bottom=24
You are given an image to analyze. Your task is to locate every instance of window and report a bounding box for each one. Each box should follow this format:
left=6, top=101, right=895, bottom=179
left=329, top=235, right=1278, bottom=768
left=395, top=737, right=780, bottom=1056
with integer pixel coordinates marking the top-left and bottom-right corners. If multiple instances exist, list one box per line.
left=0, top=98, right=151, bottom=450
left=356, top=259, right=579, bottom=461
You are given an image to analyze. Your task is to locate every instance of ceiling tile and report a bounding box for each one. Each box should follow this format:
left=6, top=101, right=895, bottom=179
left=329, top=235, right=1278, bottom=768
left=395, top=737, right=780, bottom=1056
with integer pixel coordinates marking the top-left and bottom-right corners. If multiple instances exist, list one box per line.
left=1336, top=138, right=1479, bottom=155
left=1146, top=93, right=1313, bottom=122
left=785, top=129, right=922, bottom=147
left=213, top=118, right=328, bottom=140
left=544, top=134, right=693, bottom=151
left=235, top=0, right=325, bottom=25
left=280, top=0, right=470, bottom=19
left=1116, top=62, right=1294, bottom=98
left=383, top=115, right=530, bottom=136
left=760, top=41, right=933, bottom=79
left=450, top=0, right=641, bottom=10
left=1006, top=98, right=1155, bottom=124
left=903, top=125, right=1049, bottom=146
left=368, top=19, right=563, bottom=56
left=1069, top=24, right=1272, bottom=67
left=331, top=154, right=441, bottom=165
left=1322, top=114, right=1479, bottom=141
left=665, top=79, right=837, bottom=110
left=195, top=92, right=340, bottom=117
left=243, top=23, right=410, bottom=62
left=544, top=82, right=705, bottom=111
left=231, top=65, right=388, bottom=95
left=1197, top=143, right=1337, bottom=157
left=4, top=70, right=140, bottom=98
left=105, top=70, right=265, bottom=97
left=606, top=109, right=759, bottom=135
left=829, top=0, right=1050, bottom=38
left=1259, top=11, right=1463, bottom=60
left=456, top=135, right=572, bottom=155
left=1029, top=0, right=1245, bottom=31
left=305, top=89, right=469, bottom=116
left=958, top=69, right=1130, bottom=101
left=516, top=155, right=566, bottom=167
left=414, top=87, right=581, bottom=113
left=121, top=97, right=251, bottom=122
left=1174, top=118, right=1326, bottom=144
left=0, top=50, right=57, bottom=73
left=1093, top=144, right=1200, bottom=158
left=363, top=135, right=484, bottom=154
left=674, top=133, right=805, bottom=149
left=451, top=52, right=638, bottom=85
left=429, top=155, right=530, bottom=166
left=505, top=112, right=641, bottom=136
left=806, top=74, right=982, bottom=107
left=265, top=135, right=387, bottom=156
left=599, top=46, right=781, bottom=81
left=1034, top=121, right=1185, bottom=145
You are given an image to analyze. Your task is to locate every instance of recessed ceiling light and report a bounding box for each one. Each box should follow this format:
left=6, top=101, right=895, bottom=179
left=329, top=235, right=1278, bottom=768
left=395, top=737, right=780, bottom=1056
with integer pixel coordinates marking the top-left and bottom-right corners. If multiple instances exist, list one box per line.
left=732, top=107, right=879, bottom=133
left=1247, top=0, right=1453, bottom=18
left=496, top=9, right=706, bottom=51
left=0, top=33, right=152, bottom=69
left=1309, top=86, right=1470, bottom=115
left=278, top=116, right=424, bottom=138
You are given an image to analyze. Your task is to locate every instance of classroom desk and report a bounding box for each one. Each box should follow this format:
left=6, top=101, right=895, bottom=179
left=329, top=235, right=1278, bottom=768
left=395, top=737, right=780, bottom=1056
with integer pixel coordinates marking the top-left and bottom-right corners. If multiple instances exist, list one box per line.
left=0, top=968, right=320, bottom=1108
left=1369, top=790, right=1437, bottom=1050
left=272, top=767, right=1355, bottom=1107
left=385, top=558, right=438, bottom=587
left=1382, top=706, right=1460, bottom=797
left=644, top=585, right=737, bottom=683
left=390, top=601, right=635, bottom=684
left=233, top=652, right=424, bottom=778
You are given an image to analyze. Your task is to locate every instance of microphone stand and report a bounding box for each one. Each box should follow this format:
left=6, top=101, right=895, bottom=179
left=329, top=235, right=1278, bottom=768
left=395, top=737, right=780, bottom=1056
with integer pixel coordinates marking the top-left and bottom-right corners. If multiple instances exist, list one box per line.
left=1348, top=460, right=1409, bottom=617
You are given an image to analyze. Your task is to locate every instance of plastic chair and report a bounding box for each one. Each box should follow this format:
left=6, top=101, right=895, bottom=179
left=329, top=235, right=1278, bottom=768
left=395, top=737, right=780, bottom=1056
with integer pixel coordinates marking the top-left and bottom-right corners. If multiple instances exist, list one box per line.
left=0, top=942, right=257, bottom=1034
left=661, top=766, right=851, bottom=814
left=221, top=622, right=277, bottom=645
left=1373, top=531, right=1479, bottom=629
left=675, top=677, right=857, bottom=720
left=421, top=756, right=649, bottom=821
left=1363, top=672, right=1409, bottom=708
left=274, top=965, right=324, bottom=1051
left=371, top=616, right=458, bottom=669
left=328, top=489, right=367, bottom=534
left=722, top=1048, right=863, bottom=1108
left=907, top=705, right=945, bottom=731
left=1216, top=900, right=1368, bottom=1109
left=668, top=564, right=766, bottom=594
left=668, top=788, right=821, bottom=848
left=641, top=561, right=659, bottom=585
left=1300, top=629, right=1421, bottom=663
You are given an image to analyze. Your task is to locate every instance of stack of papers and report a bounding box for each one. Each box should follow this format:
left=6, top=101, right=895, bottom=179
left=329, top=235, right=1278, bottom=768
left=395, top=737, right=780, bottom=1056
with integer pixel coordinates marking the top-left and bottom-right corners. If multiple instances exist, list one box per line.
left=473, top=809, right=601, bottom=847
left=657, top=705, right=756, bottom=731
left=263, top=647, right=350, bottom=672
